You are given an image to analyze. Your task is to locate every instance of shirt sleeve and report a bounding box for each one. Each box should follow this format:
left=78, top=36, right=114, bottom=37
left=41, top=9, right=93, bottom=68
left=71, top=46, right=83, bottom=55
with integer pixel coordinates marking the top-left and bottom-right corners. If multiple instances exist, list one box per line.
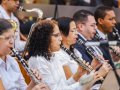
left=28, top=56, right=87, bottom=90
left=10, top=56, right=27, bottom=90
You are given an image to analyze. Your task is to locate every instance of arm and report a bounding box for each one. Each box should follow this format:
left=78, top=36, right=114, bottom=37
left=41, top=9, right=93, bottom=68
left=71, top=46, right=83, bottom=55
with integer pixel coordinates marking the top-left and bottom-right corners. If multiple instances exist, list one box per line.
left=28, top=56, right=87, bottom=90
left=11, top=56, right=46, bottom=90
left=63, top=65, right=73, bottom=79
left=63, top=65, right=86, bottom=81
left=75, top=44, right=92, bottom=63
left=0, top=77, right=5, bottom=90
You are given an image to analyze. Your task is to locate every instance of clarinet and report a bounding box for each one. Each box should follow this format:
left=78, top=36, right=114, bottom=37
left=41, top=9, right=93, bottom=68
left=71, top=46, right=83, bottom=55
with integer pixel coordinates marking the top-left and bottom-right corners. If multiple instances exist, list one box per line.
left=95, top=31, right=120, bottom=58
left=77, top=38, right=105, bottom=64
left=60, top=45, right=93, bottom=72
left=113, top=27, right=120, bottom=41
left=11, top=48, right=41, bottom=84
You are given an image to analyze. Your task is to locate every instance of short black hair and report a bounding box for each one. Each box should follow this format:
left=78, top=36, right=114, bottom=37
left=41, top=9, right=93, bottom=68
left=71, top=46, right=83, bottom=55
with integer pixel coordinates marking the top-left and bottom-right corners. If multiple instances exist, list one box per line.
left=57, top=17, right=73, bottom=37
left=0, top=0, right=2, bottom=4
left=94, top=6, right=114, bottom=24
left=73, top=9, right=94, bottom=24
left=0, top=18, right=12, bottom=35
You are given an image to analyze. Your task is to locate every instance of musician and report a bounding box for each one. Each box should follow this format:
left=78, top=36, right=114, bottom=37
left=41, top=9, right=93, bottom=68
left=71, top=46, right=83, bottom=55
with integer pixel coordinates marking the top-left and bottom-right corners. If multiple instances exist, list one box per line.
left=27, top=19, right=103, bottom=90
left=94, top=6, right=120, bottom=65
left=0, top=19, right=49, bottom=90
left=73, top=9, right=112, bottom=89
left=57, top=16, right=113, bottom=89
left=73, top=9, right=99, bottom=63
left=0, top=0, right=26, bottom=52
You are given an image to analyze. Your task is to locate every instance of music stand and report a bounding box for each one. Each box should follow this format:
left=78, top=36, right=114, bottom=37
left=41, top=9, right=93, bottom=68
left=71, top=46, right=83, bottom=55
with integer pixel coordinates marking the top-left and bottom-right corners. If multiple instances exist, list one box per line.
left=100, top=69, right=120, bottom=90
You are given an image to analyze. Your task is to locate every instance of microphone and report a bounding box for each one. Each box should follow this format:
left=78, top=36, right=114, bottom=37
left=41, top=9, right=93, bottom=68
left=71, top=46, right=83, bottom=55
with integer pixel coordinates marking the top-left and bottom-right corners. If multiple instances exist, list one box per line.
left=85, top=40, right=120, bottom=47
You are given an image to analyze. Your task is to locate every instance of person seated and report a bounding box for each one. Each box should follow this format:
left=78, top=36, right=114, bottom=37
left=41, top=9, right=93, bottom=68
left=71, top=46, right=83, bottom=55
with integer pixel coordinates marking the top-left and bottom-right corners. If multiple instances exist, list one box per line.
left=0, top=18, right=49, bottom=90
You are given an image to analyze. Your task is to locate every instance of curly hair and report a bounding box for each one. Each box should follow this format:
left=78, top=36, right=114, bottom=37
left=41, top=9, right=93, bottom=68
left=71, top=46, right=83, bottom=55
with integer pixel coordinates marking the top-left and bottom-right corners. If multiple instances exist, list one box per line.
left=27, top=20, right=58, bottom=60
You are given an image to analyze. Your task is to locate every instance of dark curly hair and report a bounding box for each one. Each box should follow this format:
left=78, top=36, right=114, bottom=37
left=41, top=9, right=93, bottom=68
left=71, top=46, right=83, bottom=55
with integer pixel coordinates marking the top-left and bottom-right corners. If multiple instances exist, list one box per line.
left=27, top=20, right=58, bottom=60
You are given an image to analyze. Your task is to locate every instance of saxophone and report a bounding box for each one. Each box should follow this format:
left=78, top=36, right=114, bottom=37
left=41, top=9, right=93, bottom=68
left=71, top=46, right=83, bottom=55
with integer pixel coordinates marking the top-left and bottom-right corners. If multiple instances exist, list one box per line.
left=60, top=45, right=93, bottom=72
left=19, top=6, right=43, bottom=19
left=11, top=48, right=41, bottom=84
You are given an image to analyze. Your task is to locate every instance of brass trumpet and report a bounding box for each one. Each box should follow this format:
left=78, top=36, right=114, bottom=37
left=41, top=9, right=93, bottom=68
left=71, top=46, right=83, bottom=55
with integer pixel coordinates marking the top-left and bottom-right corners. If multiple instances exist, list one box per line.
left=8, top=19, right=18, bottom=32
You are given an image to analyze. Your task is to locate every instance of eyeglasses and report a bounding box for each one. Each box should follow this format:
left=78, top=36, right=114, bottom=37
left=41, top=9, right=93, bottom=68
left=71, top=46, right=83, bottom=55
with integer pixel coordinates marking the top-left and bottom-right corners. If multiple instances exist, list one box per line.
left=0, top=35, right=14, bottom=41
left=51, top=33, right=61, bottom=37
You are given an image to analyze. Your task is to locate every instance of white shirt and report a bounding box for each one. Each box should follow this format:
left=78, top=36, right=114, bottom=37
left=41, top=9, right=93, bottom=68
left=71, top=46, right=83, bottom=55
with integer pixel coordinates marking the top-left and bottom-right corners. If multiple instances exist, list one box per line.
left=28, top=51, right=87, bottom=90
left=57, top=49, right=82, bottom=74
left=97, top=29, right=108, bottom=40
left=0, top=55, right=27, bottom=90
left=0, top=5, right=26, bottom=52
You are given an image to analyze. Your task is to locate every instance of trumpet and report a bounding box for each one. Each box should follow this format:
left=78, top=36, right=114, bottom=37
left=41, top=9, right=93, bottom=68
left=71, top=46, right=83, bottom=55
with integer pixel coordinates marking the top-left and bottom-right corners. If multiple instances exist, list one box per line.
left=11, top=48, right=41, bottom=84
left=8, top=19, right=18, bottom=32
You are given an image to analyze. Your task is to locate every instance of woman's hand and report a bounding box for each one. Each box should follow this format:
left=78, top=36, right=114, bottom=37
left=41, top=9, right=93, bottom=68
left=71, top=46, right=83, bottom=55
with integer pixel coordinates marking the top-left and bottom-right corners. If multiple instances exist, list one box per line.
left=91, top=55, right=106, bottom=70
left=32, top=82, right=50, bottom=90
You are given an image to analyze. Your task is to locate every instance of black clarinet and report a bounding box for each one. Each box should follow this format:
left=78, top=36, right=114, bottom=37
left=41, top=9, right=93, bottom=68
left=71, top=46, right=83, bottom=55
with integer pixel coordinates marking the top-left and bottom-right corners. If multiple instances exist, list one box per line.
left=77, top=38, right=105, bottom=64
left=113, top=27, right=120, bottom=41
left=60, top=45, right=93, bottom=72
left=11, top=48, right=41, bottom=84
left=95, top=31, right=120, bottom=58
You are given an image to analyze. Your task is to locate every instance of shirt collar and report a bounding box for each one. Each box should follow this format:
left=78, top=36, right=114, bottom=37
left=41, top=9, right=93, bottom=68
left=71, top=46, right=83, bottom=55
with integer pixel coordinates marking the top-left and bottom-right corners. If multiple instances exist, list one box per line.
left=0, top=55, right=13, bottom=70
left=97, top=29, right=108, bottom=40
left=78, top=32, right=87, bottom=41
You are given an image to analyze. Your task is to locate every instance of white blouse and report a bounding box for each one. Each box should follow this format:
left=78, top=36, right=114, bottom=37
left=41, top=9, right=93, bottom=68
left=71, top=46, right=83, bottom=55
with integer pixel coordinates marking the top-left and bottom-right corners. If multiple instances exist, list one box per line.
left=0, top=55, right=27, bottom=90
left=57, top=49, right=82, bottom=74
left=28, top=51, right=86, bottom=90
left=56, top=49, right=98, bottom=89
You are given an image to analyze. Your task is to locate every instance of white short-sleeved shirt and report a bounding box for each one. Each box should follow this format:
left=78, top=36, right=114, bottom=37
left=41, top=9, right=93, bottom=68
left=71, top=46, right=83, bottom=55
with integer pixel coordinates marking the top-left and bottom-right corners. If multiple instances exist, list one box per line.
left=57, top=48, right=82, bottom=74
left=0, top=55, right=27, bottom=90
left=0, top=5, right=26, bottom=51
left=28, top=51, right=87, bottom=90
